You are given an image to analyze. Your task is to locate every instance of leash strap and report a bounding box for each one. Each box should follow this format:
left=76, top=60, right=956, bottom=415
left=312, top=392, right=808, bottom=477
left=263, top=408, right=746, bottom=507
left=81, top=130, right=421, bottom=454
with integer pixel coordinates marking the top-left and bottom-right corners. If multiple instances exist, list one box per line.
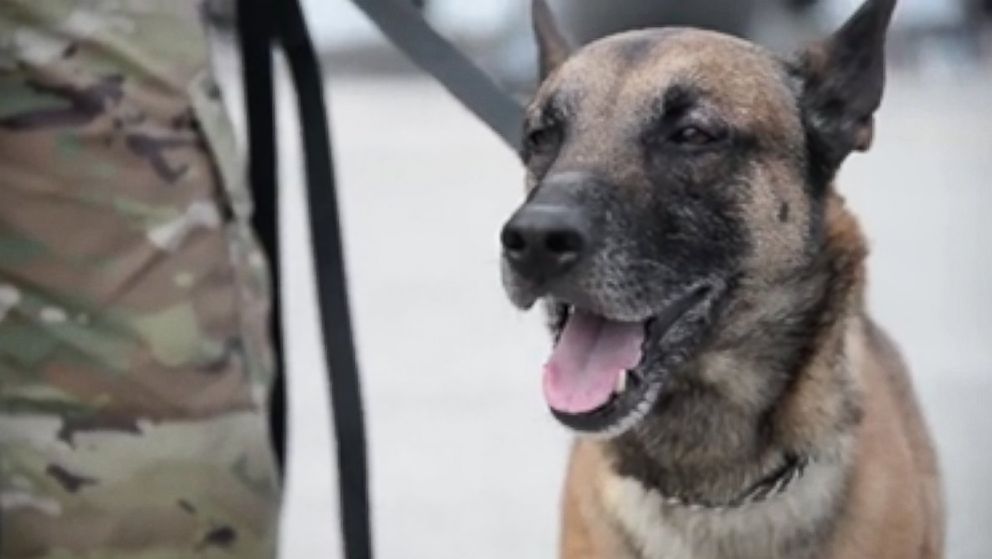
left=238, top=1, right=526, bottom=557
left=276, top=1, right=374, bottom=557
left=349, top=0, right=527, bottom=152
left=235, top=0, right=285, bottom=473
left=237, top=1, right=373, bottom=558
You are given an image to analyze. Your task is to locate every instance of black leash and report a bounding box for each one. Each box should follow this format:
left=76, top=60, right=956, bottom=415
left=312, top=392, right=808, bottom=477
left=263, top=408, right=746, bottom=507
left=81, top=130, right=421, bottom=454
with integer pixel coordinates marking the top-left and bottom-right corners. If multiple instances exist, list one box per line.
left=275, top=2, right=373, bottom=558
left=349, top=0, right=526, bottom=151
left=235, top=0, right=285, bottom=471
left=237, top=1, right=525, bottom=558
left=237, top=1, right=372, bottom=557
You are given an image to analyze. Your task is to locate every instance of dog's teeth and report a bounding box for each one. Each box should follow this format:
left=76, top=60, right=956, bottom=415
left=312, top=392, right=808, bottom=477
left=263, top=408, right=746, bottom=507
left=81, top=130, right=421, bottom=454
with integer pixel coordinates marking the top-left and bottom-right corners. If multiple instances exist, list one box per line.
left=615, top=371, right=628, bottom=393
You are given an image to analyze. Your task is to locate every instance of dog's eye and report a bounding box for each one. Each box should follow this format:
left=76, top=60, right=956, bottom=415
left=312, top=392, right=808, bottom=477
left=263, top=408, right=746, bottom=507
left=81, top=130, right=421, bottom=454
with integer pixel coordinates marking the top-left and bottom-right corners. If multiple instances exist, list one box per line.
left=669, top=126, right=716, bottom=146
left=524, top=124, right=563, bottom=155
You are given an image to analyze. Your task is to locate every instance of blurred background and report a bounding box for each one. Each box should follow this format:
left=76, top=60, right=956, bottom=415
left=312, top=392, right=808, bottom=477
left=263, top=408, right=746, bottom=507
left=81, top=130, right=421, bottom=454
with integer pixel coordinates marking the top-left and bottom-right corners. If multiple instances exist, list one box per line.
left=207, top=0, right=991, bottom=557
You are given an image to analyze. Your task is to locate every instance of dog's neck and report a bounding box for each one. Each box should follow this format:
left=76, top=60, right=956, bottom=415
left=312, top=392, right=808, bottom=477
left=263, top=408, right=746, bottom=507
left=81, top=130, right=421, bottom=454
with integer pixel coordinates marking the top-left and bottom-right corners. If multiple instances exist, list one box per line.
left=605, top=193, right=868, bottom=505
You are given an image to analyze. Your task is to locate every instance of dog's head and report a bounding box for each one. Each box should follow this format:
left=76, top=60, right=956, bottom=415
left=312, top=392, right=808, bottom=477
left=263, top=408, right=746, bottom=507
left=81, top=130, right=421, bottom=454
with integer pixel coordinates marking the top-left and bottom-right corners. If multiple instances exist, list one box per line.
left=501, top=0, right=895, bottom=436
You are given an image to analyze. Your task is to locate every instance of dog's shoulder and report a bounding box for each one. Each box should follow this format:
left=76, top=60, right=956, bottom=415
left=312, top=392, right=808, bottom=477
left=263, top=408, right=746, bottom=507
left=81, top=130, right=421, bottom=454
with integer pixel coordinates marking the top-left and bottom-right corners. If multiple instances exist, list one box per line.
left=822, top=317, right=944, bottom=559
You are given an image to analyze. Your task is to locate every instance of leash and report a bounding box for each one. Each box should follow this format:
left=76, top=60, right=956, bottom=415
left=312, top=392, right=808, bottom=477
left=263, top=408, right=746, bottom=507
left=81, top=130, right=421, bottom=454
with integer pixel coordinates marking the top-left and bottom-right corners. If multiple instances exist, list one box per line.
left=276, top=1, right=374, bottom=558
left=237, top=1, right=525, bottom=557
left=349, top=0, right=526, bottom=152
left=237, top=0, right=372, bottom=557
left=235, top=0, right=286, bottom=472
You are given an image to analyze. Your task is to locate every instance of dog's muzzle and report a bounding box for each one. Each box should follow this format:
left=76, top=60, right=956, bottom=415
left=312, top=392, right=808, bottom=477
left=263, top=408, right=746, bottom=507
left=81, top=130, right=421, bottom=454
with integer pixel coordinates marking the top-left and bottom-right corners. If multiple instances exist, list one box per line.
left=499, top=172, right=722, bottom=437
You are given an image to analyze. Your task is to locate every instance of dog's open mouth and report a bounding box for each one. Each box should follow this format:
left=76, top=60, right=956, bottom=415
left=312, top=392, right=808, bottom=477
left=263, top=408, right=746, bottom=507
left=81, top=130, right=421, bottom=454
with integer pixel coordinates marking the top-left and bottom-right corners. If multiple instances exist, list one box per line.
left=543, top=285, right=712, bottom=436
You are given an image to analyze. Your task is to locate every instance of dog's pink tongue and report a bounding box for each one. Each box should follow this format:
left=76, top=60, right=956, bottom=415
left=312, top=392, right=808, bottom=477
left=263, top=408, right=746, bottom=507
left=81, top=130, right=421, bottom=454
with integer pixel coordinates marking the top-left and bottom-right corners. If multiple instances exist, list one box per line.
left=543, top=310, right=644, bottom=414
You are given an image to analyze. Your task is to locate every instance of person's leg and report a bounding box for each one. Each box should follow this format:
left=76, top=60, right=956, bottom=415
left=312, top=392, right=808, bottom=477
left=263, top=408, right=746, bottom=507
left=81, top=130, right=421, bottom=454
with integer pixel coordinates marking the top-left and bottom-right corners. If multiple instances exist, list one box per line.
left=0, top=3, right=281, bottom=557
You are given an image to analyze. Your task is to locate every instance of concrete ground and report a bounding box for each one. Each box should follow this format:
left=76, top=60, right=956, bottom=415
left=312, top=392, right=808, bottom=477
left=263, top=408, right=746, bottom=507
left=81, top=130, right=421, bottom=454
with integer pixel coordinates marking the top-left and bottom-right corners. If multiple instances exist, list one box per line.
left=258, top=71, right=992, bottom=558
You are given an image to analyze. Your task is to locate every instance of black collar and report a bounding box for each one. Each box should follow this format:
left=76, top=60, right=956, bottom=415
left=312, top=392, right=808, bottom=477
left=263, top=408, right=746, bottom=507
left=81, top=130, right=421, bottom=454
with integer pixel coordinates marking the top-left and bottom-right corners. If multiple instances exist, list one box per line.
left=659, top=455, right=810, bottom=512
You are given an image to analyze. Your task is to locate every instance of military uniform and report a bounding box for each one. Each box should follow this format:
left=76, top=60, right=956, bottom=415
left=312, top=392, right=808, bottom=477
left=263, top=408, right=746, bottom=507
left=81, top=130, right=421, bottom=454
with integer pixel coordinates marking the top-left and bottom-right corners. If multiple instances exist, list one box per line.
left=0, top=1, right=281, bottom=557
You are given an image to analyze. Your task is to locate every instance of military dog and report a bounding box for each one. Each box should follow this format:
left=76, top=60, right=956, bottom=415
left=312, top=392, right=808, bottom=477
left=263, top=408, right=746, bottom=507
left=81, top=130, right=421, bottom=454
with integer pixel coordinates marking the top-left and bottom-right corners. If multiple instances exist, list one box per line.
left=499, top=0, right=944, bottom=557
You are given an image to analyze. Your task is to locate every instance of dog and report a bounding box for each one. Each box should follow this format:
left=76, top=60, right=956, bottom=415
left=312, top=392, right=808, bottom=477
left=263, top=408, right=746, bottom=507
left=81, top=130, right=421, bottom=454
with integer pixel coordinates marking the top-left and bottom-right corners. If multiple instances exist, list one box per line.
left=499, top=0, right=944, bottom=557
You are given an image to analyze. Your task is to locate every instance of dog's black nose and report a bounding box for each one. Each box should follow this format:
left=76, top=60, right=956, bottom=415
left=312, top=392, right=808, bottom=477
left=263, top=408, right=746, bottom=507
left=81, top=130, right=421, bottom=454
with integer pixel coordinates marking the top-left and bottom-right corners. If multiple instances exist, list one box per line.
left=501, top=204, right=588, bottom=283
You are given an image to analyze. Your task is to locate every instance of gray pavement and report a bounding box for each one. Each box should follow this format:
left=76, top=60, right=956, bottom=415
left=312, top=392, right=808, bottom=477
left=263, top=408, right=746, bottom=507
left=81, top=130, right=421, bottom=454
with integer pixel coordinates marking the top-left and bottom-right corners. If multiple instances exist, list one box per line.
left=262, top=73, right=992, bottom=558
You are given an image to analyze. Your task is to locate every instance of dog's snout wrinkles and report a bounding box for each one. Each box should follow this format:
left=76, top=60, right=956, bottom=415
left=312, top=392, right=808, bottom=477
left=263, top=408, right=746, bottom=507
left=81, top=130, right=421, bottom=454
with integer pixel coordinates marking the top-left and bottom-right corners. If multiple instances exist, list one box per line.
left=501, top=204, right=587, bottom=284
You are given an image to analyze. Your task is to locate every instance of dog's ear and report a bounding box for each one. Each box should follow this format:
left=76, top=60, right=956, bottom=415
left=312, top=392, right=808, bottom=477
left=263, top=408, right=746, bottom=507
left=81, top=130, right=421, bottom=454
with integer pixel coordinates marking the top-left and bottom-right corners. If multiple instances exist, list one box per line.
left=795, top=0, right=896, bottom=182
left=533, top=0, right=572, bottom=80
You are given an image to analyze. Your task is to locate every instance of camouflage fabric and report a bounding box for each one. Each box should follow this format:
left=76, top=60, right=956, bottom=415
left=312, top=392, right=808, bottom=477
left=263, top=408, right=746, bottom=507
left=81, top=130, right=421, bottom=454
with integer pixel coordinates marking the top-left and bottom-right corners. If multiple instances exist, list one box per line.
left=0, top=2, right=281, bottom=557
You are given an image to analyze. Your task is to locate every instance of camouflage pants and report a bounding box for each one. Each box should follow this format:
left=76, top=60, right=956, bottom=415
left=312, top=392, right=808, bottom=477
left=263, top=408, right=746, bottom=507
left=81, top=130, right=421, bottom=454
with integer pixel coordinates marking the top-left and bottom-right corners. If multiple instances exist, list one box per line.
left=0, top=2, right=282, bottom=557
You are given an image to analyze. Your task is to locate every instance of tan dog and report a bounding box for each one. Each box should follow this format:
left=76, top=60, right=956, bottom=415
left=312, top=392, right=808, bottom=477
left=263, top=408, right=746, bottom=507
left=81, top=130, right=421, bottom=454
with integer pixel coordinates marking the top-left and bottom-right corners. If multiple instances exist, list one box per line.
left=498, top=1, right=944, bottom=557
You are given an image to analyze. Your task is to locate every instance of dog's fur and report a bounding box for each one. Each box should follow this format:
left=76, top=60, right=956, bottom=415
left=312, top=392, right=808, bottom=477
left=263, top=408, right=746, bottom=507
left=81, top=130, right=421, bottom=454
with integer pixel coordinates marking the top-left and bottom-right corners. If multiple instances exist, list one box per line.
left=503, top=1, right=944, bottom=557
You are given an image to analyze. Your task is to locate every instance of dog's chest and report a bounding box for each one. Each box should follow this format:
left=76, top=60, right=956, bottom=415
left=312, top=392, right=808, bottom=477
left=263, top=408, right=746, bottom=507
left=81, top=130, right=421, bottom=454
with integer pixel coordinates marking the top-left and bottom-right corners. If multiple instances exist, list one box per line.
left=599, top=461, right=844, bottom=559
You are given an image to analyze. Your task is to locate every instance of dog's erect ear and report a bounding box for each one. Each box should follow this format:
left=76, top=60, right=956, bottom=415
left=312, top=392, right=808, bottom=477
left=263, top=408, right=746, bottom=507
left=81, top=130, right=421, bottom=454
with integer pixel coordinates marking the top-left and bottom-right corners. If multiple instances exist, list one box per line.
left=533, top=0, right=572, bottom=80
left=795, top=0, right=896, bottom=181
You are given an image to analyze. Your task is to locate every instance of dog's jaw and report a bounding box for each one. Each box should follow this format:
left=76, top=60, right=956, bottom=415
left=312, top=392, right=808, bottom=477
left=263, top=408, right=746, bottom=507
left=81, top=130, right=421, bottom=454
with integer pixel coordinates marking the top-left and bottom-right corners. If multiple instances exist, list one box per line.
left=542, top=279, right=727, bottom=437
